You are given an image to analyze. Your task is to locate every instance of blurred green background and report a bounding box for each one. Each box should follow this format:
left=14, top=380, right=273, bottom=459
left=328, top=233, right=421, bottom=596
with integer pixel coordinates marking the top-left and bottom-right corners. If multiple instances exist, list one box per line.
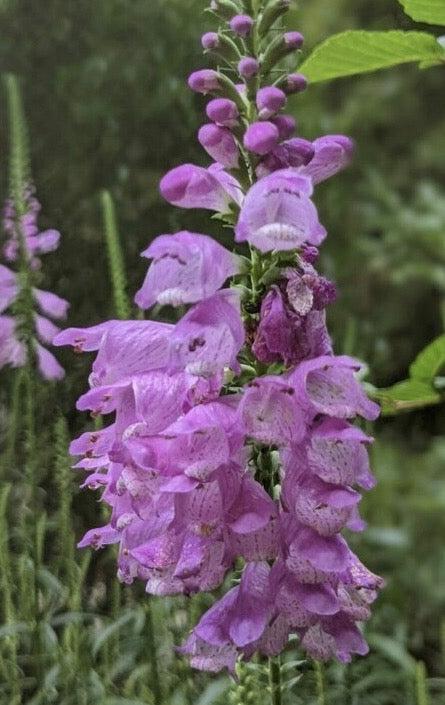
left=1, top=0, right=445, bottom=703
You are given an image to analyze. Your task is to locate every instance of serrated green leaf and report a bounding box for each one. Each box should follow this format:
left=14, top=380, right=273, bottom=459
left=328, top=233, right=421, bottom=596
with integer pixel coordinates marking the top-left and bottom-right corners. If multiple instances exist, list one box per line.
left=378, top=378, right=441, bottom=414
left=409, top=334, right=445, bottom=381
left=299, top=30, right=444, bottom=82
left=399, top=0, right=445, bottom=26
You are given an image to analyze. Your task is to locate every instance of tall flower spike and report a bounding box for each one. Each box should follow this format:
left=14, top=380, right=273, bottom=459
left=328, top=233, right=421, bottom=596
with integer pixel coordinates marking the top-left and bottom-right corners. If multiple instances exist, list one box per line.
left=60, top=0, right=383, bottom=681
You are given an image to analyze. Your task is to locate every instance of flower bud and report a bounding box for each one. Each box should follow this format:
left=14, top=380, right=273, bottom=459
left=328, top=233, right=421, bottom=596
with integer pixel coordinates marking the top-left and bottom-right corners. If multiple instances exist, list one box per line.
left=261, top=31, right=305, bottom=74
left=237, top=56, right=260, bottom=79
left=284, top=32, right=304, bottom=50
left=256, top=86, right=287, bottom=119
left=202, top=32, right=241, bottom=61
left=271, top=114, right=297, bottom=140
left=203, top=33, right=220, bottom=51
left=206, top=98, right=240, bottom=127
left=243, top=121, right=279, bottom=155
left=283, top=73, right=308, bottom=94
left=188, top=69, right=221, bottom=95
left=229, top=14, right=254, bottom=37
left=257, top=0, right=291, bottom=37
left=300, top=245, right=319, bottom=264
left=198, top=124, right=239, bottom=168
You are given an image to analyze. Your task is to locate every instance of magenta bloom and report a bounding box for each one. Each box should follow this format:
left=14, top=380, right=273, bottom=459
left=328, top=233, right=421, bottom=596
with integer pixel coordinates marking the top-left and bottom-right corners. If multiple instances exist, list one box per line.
left=160, top=163, right=242, bottom=213
left=235, top=169, right=326, bottom=251
left=134, top=231, right=239, bottom=309
left=169, top=290, right=244, bottom=379
left=198, top=124, right=239, bottom=168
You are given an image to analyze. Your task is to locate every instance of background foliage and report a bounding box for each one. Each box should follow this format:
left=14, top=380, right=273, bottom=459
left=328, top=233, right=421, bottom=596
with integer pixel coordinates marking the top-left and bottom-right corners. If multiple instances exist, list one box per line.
left=0, top=0, right=445, bottom=702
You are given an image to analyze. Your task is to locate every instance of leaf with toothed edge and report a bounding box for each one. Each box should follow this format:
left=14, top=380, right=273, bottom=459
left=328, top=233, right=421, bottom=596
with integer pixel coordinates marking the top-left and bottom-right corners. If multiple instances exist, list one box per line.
left=299, top=30, right=444, bottom=82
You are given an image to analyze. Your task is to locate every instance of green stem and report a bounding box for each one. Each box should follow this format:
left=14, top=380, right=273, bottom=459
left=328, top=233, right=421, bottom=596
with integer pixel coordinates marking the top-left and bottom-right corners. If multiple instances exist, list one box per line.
left=269, top=656, right=282, bottom=705
left=415, top=661, right=430, bottom=705
left=314, top=661, right=327, bottom=705
left=145, top=599, right=163, bottom=705
left=101, top=189, right=130, bottom=320
left=4, top=369, right=24, bottom=474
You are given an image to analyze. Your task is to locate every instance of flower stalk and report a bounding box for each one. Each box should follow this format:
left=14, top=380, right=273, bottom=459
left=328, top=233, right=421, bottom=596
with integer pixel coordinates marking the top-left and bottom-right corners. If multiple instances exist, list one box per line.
left=58, top=0, right=384, bottom=698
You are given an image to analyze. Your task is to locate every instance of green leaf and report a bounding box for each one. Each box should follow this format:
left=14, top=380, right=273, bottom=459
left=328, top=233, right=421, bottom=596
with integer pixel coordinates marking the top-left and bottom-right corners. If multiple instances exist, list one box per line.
left=399, top=0, right=445, bottom=26
left=299, top=30, right=444, bottom=82
left=409, top=334, right=445, bottom=381
left=377, top=378, right=441, bottom=414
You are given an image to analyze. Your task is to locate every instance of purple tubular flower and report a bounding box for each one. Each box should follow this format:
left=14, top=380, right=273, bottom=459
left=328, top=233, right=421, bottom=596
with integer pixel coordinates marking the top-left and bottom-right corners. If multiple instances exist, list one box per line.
left=243, top=121, right=280, bottom=156
left=198, top=124, right=239, bottom=168
left=237, top=57, right=260, bottom=79
left=188, top=69, right=221, bottom=94
left=256, top=138, right=315, bottom=178
left=168, top=290, right=244, bottom=378
left=134, top=231, right=239, bottom=309
left=256, top=86, right=287, bottom=120
left=159, top=163, right=241, bottom=213
left=271, top=114, right=297, bottom=140
left=206, top=98, right=239, bottom=127
left=289, top=355, right=380, bottom=421
left=302, top=135, right=355, bottom=185
left=284, top=31, right=304, bottom=49
left=284, top=73, right=308, bottom=94
left=229, top=14, right=254, bottom=37
left=238, top=376, right=306, bottom=445
left=235, top=169, right=326, bottom=251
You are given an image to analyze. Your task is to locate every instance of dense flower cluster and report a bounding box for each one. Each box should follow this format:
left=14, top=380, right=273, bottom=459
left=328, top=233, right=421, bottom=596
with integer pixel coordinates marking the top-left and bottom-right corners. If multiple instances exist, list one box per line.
left=0, top=185, right=67, bottom=379
left=57, top=0, right=383, bottom=674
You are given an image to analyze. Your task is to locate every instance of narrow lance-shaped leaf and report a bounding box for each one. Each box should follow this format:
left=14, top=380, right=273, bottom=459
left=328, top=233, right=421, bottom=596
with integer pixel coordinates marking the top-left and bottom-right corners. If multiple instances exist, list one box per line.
left=399, top=0, right=445, bottom=26
left=409, top=334, right=445, bottom=381
left=299, top=30, right=444, bottom=83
